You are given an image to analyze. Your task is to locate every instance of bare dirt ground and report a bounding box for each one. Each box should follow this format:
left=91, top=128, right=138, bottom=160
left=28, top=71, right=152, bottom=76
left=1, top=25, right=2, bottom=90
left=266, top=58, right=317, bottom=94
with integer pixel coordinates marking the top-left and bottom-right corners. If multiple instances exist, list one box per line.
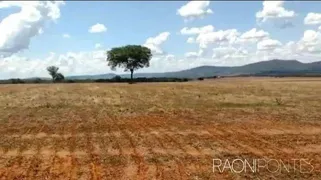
left=0, top=77, right=321, bottom=179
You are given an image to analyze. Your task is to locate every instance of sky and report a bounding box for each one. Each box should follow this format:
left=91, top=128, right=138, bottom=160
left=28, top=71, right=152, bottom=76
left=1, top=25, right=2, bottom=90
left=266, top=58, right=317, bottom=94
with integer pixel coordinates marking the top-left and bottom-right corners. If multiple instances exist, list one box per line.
left=0, top=1, right=321, bottom=79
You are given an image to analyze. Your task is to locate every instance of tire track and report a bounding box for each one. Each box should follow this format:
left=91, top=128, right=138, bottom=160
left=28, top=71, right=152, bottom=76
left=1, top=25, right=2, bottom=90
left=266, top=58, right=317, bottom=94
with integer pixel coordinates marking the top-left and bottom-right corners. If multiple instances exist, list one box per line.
left=66, top=116, right=78, bottom=180
left=205, top=125, right=263, bottom=156
left=82, top=112, right=103, bottom=180
left=4, top=126, right=32, bottom=179
left=100, top=109, right=124, bottom=179
left=135, top=112, right=187, bottom=179
left=125, top=130, right=147, bottom=180
left=107, top=88, right=157, bottom=179
left=0, top=116, right=34, bottom=179
left=148, top=116, right=188, bottom=180
left=109, top=115, right=146, bottom=180
left=207, top=125, right=280, bottom=180
left=234, top=126, right=317, bottom=175
left=147, top=130, right=170, bottom=180
left=159, top=130, right=189, bottom=180
left=232, top=126, right=295, bottom=156
left=132, top=93, right=199, bottom=179
left=48, top=120, right=65, bottom=179
left=26, top=124, right=44, bottom=179
left=157, top=115, right=194, bottom=179
left=136, top=131, right=163, bottom=180
left=122, top=113, right=162, bottom=180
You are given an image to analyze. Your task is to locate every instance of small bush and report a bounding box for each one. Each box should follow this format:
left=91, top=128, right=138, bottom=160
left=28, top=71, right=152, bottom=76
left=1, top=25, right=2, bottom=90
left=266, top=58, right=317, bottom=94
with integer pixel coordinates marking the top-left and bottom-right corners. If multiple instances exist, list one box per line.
left=66, top=80, right=75, bottom=83
left=112, top=75, right=122, bottom=81
left=275, top=97, right=283, bottom=106
left=198, top=77, right=204, bottom=81
left=32, top=78, right=42, bottom=84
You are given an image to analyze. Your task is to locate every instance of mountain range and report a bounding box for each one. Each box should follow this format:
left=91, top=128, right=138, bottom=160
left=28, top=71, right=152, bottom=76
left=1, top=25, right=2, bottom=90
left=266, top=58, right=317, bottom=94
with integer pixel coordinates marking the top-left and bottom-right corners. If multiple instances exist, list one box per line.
left=66, top=59, right=321, bottom=79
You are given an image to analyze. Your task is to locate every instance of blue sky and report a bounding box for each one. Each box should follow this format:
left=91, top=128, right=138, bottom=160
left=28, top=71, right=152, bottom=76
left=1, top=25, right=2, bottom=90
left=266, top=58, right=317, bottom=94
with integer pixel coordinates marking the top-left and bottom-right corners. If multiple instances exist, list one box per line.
left=0, top=1, right=321, bottom=78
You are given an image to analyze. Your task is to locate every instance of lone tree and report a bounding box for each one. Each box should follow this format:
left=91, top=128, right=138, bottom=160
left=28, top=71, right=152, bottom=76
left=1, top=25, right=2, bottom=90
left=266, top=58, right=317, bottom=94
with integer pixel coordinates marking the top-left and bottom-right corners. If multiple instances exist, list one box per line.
left=106, top=45, right=152, bottom=82
left=46, top=66, right=64, bottom=82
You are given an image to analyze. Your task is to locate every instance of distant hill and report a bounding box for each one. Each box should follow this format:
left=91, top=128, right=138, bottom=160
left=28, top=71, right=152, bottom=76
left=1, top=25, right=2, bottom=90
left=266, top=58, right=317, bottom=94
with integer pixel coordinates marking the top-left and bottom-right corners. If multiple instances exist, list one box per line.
left=65, top=59, right=321, bottom=79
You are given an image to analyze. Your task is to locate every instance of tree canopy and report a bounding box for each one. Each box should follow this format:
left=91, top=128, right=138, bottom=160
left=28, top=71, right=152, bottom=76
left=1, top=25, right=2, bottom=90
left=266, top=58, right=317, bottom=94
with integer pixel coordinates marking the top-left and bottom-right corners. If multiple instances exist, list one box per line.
left=47, top=66, right=59, bottom=79
left=106, top=45, right=152, bottom=81
left=46, top=66, right=64, bottom=82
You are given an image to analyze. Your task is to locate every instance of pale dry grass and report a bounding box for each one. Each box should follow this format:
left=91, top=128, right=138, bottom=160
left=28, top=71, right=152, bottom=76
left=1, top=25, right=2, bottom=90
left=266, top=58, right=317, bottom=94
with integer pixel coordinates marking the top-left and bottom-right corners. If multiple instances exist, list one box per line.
left=0, top=77, right=321, bottom=179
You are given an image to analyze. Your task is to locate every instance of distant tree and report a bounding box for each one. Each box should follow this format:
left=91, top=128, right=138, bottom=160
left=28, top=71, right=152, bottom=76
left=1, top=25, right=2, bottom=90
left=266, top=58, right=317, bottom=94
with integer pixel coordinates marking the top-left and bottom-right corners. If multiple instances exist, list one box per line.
left=32, top=78, right=42, bottom=84
left=112, top=75, right=122, bottom=82
left=54, top=73, right=65, bottom=82
left=46, top=66, right=64, bottom=82
left=47, top=66, right=59, bottom=82
left=106, top=45, right=152, bottom=82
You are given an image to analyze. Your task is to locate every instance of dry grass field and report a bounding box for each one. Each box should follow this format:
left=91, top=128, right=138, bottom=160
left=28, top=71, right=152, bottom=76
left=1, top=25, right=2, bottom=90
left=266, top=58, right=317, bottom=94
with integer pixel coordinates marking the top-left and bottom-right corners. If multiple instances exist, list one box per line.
left=0, top=77, right=321, bottom=179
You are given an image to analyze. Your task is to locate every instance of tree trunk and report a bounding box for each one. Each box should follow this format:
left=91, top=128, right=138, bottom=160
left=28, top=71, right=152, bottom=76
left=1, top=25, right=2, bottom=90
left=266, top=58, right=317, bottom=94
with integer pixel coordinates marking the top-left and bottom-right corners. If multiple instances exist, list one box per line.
left=130, top=69, right=134, bottom=83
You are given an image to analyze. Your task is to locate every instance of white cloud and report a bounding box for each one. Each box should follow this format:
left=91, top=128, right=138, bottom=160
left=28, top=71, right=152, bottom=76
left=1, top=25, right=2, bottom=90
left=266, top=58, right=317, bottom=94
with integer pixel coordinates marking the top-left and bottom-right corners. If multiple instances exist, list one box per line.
left=180, top=25, right=214, bottom=35
left=0, top=1, right=65, bottom=57
left=212, top=46, right=248, bottom=59
left=319, top=26, right=321, bottom=31
left=196, top=29, right=240, bottom=48
left=145, top=32, right=170, bottom=45
left=237, top=28, right=269, bottom=43
left=272, top=41, right=298, bottom=57
left=177, top=1, right=213, bottom=20
left=38, top=28, right=44, bottom=35
left=187, top=37, right=195, bottom=43
left=164, top=54, right=175, bottom=61
left=295, top=30, right=321, bottom=53
left=257, top=38, right=282, bottom=51
left=304, top=13, right=321, bottom=25
left=183, top=26, right=321, bottom=66
left=256, top=1, right=295, bottom=22
left=143, top=32, right=170, bottom=55
left=302, top=30, right=320, bottom=43
left=306, top=46, right=321, bottom=53
left=63, top=33, right=70, bottom=38
left=184, top=27, right=243, bottom=60
left=95, top=43, right=102, bottom=49
left=89, top=23, right=107, bottom=33
left=269, top=30, right=321, bottom=59
left=0, top=50, right=112, bottom=79
left=185, top=52, right=199, bottom=58
left=212, top=46, right=236, bottom=58
left=223, top=51, right=248, bottom=59
left=183, top=28, right=321, bottom=67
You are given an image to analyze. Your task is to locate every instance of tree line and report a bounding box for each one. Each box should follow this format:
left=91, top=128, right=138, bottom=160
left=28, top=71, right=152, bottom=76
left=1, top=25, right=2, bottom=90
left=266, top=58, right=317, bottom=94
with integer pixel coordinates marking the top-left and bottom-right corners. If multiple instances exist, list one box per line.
left=0, top=77, right=191, bottom=84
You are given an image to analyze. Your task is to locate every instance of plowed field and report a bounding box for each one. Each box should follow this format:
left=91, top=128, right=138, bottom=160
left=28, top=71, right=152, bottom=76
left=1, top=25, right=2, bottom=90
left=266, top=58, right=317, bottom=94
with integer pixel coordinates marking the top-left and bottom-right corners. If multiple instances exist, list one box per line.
left=0, top=77, right=321, bottom=179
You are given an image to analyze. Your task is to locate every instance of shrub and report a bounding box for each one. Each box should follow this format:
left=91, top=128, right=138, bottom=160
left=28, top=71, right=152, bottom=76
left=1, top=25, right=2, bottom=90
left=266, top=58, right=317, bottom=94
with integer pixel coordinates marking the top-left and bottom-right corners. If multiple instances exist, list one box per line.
left=32, top=78, right=42, bottom=84
left=66, top=80, right=75, bottom=83
left=112, top=75, right=122, bottom=81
